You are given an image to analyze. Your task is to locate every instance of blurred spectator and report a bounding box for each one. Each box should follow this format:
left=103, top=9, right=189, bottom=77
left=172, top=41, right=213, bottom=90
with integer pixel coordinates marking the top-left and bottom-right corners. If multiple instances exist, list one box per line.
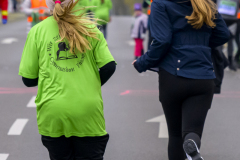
left=95, top=0, right=112, bottom=39
left=210, top=0, right=229, bottom=94
left=22, top=0, right=49, bottom=31
left=142, top=0, right=152, bottom=49
left=131, top=3, right=148, bottom=59
left=218, top=0, right=240, bottom=71
left=234, top=0, right=240, bottom=67
left=142, top=0, right=151, bottom=16
left=74, top=0, right=98, bottom=17
left=12, top=0, right=17, bottom=12
left=0, top=0, right=8, bottom=24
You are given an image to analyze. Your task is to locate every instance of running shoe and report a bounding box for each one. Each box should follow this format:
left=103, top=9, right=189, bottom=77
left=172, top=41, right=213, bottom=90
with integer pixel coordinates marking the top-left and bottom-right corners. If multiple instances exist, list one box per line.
left=183, top=139, right=204, bottom=160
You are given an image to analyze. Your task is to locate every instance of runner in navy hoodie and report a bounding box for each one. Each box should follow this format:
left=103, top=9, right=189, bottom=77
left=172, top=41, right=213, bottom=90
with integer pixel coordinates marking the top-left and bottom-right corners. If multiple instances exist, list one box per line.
left=133, top=0, right=230, bottom=160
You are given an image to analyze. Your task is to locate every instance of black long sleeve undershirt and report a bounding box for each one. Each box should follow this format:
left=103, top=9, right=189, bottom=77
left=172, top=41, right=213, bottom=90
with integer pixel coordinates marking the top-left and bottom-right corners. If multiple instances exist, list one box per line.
left=22, top=61, right=116, bottom=87
left=22, top=77, right=38, bottom=87
left=99, top=61, right=116, bottom=86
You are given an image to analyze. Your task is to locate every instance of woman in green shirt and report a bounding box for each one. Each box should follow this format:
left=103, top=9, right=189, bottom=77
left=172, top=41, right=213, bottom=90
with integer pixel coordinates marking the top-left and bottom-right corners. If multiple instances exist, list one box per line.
left=95, top=0, right=112, bottom=39
left=19, top=0, right=116, bottom=159
left=75, top=0, right=99, bottom=17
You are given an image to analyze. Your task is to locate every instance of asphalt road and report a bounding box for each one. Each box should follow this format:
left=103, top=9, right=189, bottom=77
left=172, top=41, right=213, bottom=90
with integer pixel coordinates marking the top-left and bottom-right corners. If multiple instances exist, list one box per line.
left=1, top=17, right=240, bottom=160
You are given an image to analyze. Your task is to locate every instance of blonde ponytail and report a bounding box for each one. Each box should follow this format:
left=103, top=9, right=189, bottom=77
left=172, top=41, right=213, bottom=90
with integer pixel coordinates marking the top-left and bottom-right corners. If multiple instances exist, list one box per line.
left=53, top=0, right=99, bottom=54
left=186, top=0, right=217, bottom=29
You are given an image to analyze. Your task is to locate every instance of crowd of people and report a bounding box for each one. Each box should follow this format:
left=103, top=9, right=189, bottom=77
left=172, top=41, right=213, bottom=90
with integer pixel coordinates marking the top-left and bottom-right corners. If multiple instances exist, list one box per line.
left=9, top=0, right=239, bottom=160
left=20, top=0, right=112, bottom=36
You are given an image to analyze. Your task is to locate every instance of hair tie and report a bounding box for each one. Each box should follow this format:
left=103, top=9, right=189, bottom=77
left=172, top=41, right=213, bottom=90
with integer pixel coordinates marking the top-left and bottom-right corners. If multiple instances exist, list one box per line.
left=55, top=1, right=61, bottom=4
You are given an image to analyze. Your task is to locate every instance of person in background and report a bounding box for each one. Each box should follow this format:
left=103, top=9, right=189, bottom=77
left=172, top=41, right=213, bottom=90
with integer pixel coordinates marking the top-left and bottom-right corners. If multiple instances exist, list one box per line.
left=19, top=0, right=116, bottom=159
left=234, top=1, right=240, bottom=67
left=131, top=3, right=148, bottom=60
left=74, top=0, right=98, bottom=17
left=142, top=0, right=152, bottom=49
left=133, top=0, right=229, bottom=160
left=0, top=0, right=8, bottom=24
left=235, top=24, right=240, bottom=67
left=12, top=0, right=17, bottom=12
left=225, top=23, right=238, bottom=71
left=218, top=0, right=240, bottom=71
left=22, top=0, right=50, bottom=32
left=95, top=0, right=112, bottom=39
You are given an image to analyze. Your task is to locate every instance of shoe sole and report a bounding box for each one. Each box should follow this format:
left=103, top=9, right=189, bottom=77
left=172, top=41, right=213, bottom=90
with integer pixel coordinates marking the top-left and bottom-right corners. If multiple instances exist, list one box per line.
left=183, top=139, right=204, bottom=160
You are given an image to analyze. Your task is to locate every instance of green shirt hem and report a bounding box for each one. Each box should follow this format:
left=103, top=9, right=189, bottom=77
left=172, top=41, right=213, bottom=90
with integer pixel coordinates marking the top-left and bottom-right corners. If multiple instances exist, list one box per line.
left=39, top=130, right=108, bottom=138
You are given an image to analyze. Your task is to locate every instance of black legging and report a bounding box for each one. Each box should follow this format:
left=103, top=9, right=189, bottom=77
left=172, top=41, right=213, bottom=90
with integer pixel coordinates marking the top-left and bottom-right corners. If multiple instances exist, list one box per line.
left=159, top=69, right=214, bottom=160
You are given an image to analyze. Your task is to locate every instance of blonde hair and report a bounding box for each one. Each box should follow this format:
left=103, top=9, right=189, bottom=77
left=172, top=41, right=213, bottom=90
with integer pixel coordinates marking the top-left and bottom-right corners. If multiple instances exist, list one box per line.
left=53, top=0, right=99, bottom=53
left=186, top=0, right=217, bottom=29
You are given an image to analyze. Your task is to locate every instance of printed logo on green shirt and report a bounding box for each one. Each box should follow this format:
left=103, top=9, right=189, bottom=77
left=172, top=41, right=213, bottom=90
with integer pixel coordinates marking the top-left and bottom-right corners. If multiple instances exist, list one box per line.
left=47, top=34, right=86, bottom=73
left=56, top=42, right=78, bottom=61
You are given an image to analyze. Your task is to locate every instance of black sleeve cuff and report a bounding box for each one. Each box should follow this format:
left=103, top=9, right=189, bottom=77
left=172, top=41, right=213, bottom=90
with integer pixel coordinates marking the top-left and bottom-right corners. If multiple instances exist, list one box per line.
left=22, top=77, right=38, bottom=87
left=99, top=61, right=116, bottom=86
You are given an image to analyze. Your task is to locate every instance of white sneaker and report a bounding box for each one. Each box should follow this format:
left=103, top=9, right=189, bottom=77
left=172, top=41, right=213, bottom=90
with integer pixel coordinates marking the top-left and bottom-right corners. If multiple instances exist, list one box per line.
left=183, top=139, right=204, bottom=160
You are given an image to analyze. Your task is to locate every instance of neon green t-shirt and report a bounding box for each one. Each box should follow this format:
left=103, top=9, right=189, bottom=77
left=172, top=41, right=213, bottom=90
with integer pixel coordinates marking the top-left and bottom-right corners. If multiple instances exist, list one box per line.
left=19, top=16, right=115, bottom=138
left=95, top=0, right=112, bottom=25
left=74, top=0, right=99, bottom=15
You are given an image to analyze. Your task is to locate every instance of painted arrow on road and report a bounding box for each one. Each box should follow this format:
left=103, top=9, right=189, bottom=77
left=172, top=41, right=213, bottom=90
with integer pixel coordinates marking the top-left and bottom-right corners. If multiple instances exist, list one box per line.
left=0, top=154, right=9, bottom=160
left=27, top=96, right=37, bottom=108
left=146, top=114, right=169, bottom=138
left=127, top=40, right=135, bottom=46
left=1, top=38, right=18, bottom=44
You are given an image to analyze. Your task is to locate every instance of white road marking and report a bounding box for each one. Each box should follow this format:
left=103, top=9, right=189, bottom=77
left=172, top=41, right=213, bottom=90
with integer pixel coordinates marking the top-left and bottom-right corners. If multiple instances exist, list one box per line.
left=0, top=154, right=9, bottom=160
left=1, top=38, right=18, bottom=44
left=27, top=96, right=36, bottom=108
left=8, top=119, right=29, bottom=135
left=146, top=114, right=169, bottom=138
left=127, top=40, right=135, bottom=46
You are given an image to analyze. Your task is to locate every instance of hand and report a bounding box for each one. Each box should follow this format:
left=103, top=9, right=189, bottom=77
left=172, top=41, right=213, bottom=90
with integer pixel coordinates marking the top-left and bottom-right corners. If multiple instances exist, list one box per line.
left=33, top=9, right=38, bottom=13
left=132, top=60, right=137, bottom=65
left=109, top=17, right=112, bottom=22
